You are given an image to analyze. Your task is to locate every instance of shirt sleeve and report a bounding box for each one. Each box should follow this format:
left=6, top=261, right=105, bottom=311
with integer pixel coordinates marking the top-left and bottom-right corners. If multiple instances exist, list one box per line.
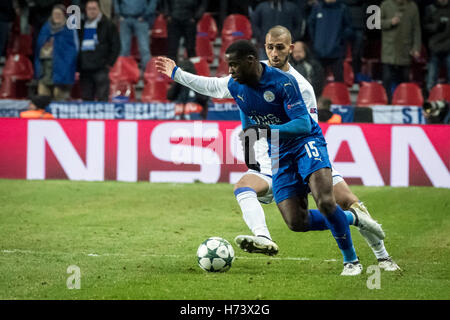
left=173, top=67, right=233, bottom=99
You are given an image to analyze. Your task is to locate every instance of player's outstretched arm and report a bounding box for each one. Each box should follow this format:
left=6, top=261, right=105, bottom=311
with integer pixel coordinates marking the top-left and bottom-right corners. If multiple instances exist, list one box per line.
left=155, top=57, right=233, bottom=99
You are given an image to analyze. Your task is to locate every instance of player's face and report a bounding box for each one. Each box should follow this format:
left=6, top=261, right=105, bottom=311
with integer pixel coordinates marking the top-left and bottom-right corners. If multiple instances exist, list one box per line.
left=225, top=53, right=253, bottom=84
left=265, top=34, right=293, bottom=70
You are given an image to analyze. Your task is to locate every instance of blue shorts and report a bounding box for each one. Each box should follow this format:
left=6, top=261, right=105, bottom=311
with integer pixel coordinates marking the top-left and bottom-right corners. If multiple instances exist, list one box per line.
left=272, top=136, right=331, bottom=204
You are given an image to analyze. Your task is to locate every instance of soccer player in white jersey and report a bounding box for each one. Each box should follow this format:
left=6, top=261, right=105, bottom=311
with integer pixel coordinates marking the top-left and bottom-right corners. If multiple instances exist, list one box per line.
left=156, top=26, right=399, bottom=272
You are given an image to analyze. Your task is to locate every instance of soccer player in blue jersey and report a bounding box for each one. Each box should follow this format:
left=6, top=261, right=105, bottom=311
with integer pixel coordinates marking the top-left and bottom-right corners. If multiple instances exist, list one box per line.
left=221, top=40, right=366, bottom=275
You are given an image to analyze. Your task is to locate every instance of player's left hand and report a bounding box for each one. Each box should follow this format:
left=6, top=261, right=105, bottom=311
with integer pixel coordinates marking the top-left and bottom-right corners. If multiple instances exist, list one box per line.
left=155, top=56, right=177, bottom=78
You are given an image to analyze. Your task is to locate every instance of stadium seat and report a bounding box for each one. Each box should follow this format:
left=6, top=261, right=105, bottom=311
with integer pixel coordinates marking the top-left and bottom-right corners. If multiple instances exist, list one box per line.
left=219, top=37, right=235, bottom=61
left=190, top=56, right=210, bottom=77
left=151, top=14, right=168, bottom=38
left=221, top=14, right=252, bottom=41
left=197, top=12, right=218, bottom=41
left=322, top=82, right=351, bottom=105
left=109, top=56, right=140, bottom=84
left=109, top=81, right=136, bottom=102
left=2, top=54, right=34, bottom=80
left=428, top=83, right=450, bottom=102
left=356, top=81, right=388, bottom=106
left=6, top=34, right=33, bottom=57
left=141, top=79, right=170, bottom=102
left=215, top=59, right=229, bottom=78
left=392, top=82, right=424, bottom=106
left=143, top=57, right=171, bottom=83
left=0, top=77, right=29, bottom=99
left=150, top=14, right=168, bottom=56
left=195, top=35, right=214, bottom=63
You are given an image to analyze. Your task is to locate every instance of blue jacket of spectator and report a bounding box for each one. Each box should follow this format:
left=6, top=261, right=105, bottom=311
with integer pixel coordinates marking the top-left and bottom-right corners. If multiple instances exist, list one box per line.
left=308, top=1, right=354, bottom=59
left=114, top=0, right=158, bottom=20
left=34, top=21, right=79, bottom=85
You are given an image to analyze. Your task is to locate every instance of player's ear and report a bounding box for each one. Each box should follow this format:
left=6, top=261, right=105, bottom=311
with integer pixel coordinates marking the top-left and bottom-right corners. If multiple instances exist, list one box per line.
left=289, top=43, right=294, bottom=55
left=246, top=54, right=257, bottom=65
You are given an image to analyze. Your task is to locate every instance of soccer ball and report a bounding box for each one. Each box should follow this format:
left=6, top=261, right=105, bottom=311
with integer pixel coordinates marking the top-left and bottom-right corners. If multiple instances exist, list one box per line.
left=196, top=237, right=235, bottom=272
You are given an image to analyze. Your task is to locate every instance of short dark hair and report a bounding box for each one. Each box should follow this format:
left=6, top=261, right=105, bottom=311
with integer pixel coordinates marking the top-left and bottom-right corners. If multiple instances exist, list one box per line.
left=86, top=0, right=100, bottom=6
left=225, top=40, right=259, bottom=60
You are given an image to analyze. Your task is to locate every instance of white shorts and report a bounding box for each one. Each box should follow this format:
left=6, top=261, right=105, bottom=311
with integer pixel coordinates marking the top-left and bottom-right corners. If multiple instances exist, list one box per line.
left=242, top=170, right=274, bottom=204
left=242, top=167, right=344, bottom=205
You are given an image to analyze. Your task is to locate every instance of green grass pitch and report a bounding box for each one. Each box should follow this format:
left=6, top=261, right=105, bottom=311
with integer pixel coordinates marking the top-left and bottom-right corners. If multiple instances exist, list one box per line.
left=0, top=179, right=449, bottom=300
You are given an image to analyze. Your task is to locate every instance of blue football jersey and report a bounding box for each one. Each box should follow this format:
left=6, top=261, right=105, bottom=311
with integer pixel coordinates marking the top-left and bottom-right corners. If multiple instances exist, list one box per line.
left=227, top=63, right=324, bottom=154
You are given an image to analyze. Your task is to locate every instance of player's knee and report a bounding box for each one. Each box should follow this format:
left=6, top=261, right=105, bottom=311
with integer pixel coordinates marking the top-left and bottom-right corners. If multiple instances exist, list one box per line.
left=285, top=212, right=309, bottom=232
left=286, top=221, right=309, bottom=232
left=317, top=197, right=336, bottom=217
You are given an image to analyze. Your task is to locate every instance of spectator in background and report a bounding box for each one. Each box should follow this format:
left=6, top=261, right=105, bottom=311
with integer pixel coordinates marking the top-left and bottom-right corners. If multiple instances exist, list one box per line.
left=167, top=59, right=209, bottom=119
left=308, top=0, right=354, bottom=82
left=29, top=0, right=62, bottom=52
left=20, top=95, right=54, bottom=119
left=73, top=0, right=113, bottom=19
left=317, top=96, right=342, bottom=123
left=0, top=0, right=15, bottom=59
left=34, top=4, right=79, bottom=101
left=342, top=0, right=366, bottom=82
left=424, top=0, right=450, bottom=93
left=290, top=41, right=325, bottom=97
left=380, top=0, right=421, bottom=103
left=114, top=0, right=158, bottom=70
left=78, top=0, right=120, bottom=101
left=164, top=0, right=207, bottom=63
left=251, top=0, right=305, bottom=59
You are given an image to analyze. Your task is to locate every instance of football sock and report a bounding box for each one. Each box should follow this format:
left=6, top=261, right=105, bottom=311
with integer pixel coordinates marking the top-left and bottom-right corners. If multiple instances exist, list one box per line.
left=234, top=187, right=272, bottom=240
left=350, top=202, right=390, bottom=260
left=307, top=209, right=355, bottom=231
left=325, top=205, right=358, bottom=263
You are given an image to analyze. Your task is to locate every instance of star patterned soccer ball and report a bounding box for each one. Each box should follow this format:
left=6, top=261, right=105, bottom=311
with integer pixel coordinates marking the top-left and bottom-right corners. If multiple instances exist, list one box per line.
left=196, top=237, right=235, bottom=272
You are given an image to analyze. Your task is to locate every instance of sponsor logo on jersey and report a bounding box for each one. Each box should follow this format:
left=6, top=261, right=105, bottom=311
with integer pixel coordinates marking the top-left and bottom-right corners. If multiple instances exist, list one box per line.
left=287, top=101, right=302, bottom=110
left=237, top=94, right=244, bottom=102
left=310, top=107, right=317, bottom=114
left=263, top=91, right=275, bottom=103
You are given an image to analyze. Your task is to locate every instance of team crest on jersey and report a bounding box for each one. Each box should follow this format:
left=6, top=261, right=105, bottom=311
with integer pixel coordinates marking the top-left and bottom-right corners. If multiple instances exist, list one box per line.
left=263, top=91, right=275, bottom=102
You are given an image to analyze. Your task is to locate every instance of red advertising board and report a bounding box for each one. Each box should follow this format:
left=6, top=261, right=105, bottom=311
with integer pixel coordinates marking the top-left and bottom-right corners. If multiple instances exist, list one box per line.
left=0, top=118, right=449, bottom=187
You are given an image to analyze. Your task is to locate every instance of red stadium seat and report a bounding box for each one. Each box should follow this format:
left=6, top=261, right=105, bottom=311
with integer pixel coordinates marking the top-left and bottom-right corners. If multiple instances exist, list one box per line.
left=143, top=57, right=171, bottom=83
left=190, top=56, right=210, bottom=77
left=392, top=82, right=424, bottom=106
left=0, top=77, right=29, bottom=99
left=322, top=82, right=351, bottom=105
left=215, top=59, right=229, bottom=78
left=221, top=14, right=252, bottom=41
left=197, top=13, right=218, bottom=41
left=109, top=81, right=136, bottom=102
left=219, top=37, right=235, bottom=61
left=6, top=34, right=33, bottom=57
left=195, top=35, right=214, bottom=63
left=356, top=81, right=388, bottom=106
left=2, top=54, right=34, bottom=80
left=141, top=79, right=170, bottom=102
left=152, top=14, right=168, bottom=38
left=428, top=83, right=450, bottom=102
left=109, top=56, right=140, bottom=84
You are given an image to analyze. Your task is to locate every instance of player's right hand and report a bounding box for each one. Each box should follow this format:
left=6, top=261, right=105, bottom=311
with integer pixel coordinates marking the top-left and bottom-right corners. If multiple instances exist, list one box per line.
left=155, top=56, right=176, bottom=78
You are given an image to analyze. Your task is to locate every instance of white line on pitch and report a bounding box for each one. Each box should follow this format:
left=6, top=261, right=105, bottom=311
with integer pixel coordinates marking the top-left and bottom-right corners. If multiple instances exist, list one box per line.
left=1, top=248, right=317, bottom=262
